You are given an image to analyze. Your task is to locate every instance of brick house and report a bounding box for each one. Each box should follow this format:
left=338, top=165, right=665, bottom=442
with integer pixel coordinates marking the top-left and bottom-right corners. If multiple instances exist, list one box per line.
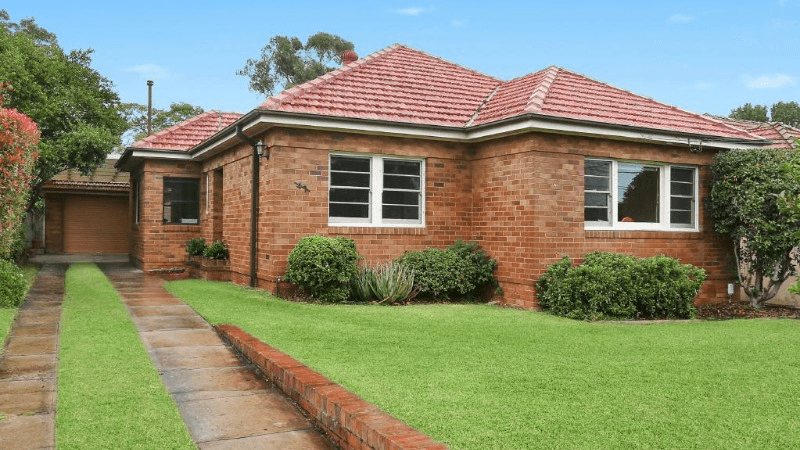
left=116, top=45, right=785, bottom=308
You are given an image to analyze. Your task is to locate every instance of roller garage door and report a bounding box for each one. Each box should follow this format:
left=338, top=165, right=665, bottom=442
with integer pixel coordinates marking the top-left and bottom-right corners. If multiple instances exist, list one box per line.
left=63, top=195, right=130, bottom=254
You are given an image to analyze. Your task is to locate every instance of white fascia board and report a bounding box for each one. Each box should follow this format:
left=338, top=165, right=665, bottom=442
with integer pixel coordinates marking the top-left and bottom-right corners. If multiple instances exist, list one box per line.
left=189, top=110, right=771, bottom=160
left=115, top=149, right=193, bottom=171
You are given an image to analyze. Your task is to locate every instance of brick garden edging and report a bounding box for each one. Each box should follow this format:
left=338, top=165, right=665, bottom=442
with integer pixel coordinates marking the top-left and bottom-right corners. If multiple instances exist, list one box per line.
left=215, top=324, right=447, bottom=450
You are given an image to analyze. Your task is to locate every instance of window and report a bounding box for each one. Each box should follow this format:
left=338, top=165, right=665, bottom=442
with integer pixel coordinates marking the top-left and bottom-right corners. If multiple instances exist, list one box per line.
left=329, top=154, right=424, bottom=226
left=584, top=159, right=696, bottom=230
left=163, top=178, right=200, bottom=224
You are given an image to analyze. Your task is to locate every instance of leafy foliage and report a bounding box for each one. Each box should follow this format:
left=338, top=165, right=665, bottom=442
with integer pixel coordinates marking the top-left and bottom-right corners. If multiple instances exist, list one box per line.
left=729, top=103, right=769, bottom=122
left=0, top=259, right=28, bottom=308
left=285, top=235, right=359, bottom=302
left=202, top=240, right=228, bottom=260
left=396, top=240, right=498, bottom=299
left=728, top=101, right=800, bottom=127
left=0, top=82, right=39, bottom=259
left=708, top=148, right=800, bottom=307
left=237, top=32, right=354, bottom=97
left=0, top=10, right=127, bottom=209
left=770, top=101, right=800, bottom=128
left=185, top=238, right=206, bottom=256
left=536, top=252, right=704, bottom=320
left=120, top=102, right=205, bottom=145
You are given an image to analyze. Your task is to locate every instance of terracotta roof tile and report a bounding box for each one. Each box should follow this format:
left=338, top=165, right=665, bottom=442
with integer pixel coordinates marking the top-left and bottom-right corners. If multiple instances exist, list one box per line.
left=131, top=111, right=243, bottom=150
left=260, top=45, right=501, bottom=127
left=44, top=159, right=129, bottom=192
left=707, top=116, right=800, bottom=149
left=259, top=45, right=767, bottom=141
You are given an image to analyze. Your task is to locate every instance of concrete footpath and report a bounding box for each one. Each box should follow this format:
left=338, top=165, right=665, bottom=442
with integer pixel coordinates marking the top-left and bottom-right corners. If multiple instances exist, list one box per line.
left=100, top=264, right=335, bottom=449
left=0, top=264, right=65, bottom=450
left=0, top=263, right=334, bottom=449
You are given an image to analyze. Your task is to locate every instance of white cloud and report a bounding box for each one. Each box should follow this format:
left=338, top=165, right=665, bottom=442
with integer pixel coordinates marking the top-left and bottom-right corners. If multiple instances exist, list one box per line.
left=125, top=64, right=170, bottom=80
left=451, top=19, right=467, bottom=27
left=694, top=82, right=715, bottom=90
left=744, top=74, right=796, bottom=89
left=394, top=7, right=425, bottom=16
left=668, top=14, right=694, bottom=24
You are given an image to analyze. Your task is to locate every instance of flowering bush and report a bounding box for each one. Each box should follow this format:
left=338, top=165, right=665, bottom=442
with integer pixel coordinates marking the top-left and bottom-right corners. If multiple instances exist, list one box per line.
left=0, top=83, right=40, bottom=259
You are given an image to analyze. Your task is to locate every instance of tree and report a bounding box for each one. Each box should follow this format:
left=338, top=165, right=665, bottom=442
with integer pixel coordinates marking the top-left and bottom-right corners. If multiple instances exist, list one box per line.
left=120, top=102, right=205, bottom=145
left=770, top=101, right=800, bottom=128
left=0, top=10, right=127, bottom=209
left=728, top=101, right=800, bottom=127
left=237, top=32, right=354, bottom=97
left=729, top=103, right=769, bottom=122
left=0, top=82, right=39, bottom=258
left=708, top=148, right=800, bottom=308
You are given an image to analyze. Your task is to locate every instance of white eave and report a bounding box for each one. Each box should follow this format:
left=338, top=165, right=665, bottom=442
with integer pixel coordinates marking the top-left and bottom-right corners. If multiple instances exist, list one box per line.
left=119, top=109, right=773, bottom=169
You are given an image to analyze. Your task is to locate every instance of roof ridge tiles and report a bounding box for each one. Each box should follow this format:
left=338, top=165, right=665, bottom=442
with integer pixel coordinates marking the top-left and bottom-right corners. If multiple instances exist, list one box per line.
left=465, top=84, right=502, bottom=127
left=523, top=66, right=560, bottom=114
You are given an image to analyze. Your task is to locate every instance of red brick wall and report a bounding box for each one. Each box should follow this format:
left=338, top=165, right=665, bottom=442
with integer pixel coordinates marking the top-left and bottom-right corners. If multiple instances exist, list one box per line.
left=472, top=132, right=732, bottom=308
left=130, top=159, right=203, bottom=271
left=44, top=195, right=64, bottom=253
left=134, top=127, right=734, bottom=308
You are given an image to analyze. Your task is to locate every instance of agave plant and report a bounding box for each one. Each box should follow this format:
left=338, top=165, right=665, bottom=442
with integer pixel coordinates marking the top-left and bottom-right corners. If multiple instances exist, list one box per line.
left=369, top=262, right=418, bottom=305
left=350, top=267, right=376, bottom=303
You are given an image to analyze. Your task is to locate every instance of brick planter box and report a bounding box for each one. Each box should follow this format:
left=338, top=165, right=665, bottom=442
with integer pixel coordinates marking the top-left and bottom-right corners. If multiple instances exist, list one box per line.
left=216, top=325, right=448, bottom=450
left=186, top=255, right=231, bottom=282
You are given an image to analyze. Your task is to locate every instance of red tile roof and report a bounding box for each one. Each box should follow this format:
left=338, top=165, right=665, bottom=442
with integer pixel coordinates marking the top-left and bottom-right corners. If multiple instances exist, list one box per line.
left=44, top=159, right=129, bottom=192
left=259, top=45, right=765, bottom=142
left=706, top=116, right=800, bottom=149
left=260, top=45, right=501, bottom=127
left=131, top=111, right=243, bottom=150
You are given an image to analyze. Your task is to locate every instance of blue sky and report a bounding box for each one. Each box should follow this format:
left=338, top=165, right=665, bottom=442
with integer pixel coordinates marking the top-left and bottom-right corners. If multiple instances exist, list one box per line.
left=5, top=1, right=799, bottom=118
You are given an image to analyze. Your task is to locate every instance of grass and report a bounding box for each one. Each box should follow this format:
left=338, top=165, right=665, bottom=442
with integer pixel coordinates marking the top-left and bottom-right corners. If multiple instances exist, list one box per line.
left=57, top=263, right=195, bottom=450
left=166, top=279, right=800, bottom=450
left=0, top=264, right=38, bottom=355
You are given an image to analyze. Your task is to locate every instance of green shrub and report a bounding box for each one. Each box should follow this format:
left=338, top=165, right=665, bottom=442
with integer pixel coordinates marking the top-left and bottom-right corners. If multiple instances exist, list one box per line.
left=285, top=235, right=359, bottom=303
left=186, top=238, right=207, bottom=256
left=202, top=240, right=229, bottom=259
left=0, top=259, right=28, bottom=308
left=537, top=252, right=704, bottom=320
left=350, top=268, right=375, bottom=303
left=396, top=239, right=498, bottom=299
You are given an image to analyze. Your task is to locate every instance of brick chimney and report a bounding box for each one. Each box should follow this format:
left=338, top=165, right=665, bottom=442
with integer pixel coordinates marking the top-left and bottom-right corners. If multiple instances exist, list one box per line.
left=342, top=50, right=358, bottom=66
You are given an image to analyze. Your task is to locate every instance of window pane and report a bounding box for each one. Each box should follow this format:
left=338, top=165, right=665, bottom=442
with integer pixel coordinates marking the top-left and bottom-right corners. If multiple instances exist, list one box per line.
left=671, top=211, right=692, bottom=225
left=331, top=156, right=370, bottom=172
left=330, top=203, right=369, bottom=218
left=671, top=197, right=693, bottom=211
left=585, top=176, right=609, bottom=192
left=383, top=191, right=419, bottom=206
left=585, top=160, right=610, bottom=177
left=671, top=181, right=693, bottom=197
left=671, top=168, right=694, bottom=183
left=585, top=207, right=609, bottom=222
left=384, top=160, right=420, bottom=175
left=383, top=174, right=420, bottom=190
left=670, top=167, right=695, bottom=227
left=585, top=192, right=608, bottom=207
left=330, top=188, right=369, bottom=203
left=331, top=171, right=370, bottom=187
left=618, top=164, right=659, bottom=223
left=163, top=178, right=199, bottom=224
left=383, top=205, right=419, bottom=220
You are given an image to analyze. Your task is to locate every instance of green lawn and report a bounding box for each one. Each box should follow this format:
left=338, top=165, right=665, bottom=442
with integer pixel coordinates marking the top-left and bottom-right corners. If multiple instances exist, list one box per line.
left=167, top=279, right=800, bottom=450
left=57, top=263, right=195, bottom=449
left=0, top=265, right=38, bottom=354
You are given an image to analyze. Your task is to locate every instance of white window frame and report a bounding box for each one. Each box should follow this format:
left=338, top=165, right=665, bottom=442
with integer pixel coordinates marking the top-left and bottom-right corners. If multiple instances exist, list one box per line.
left=584, top=158, right=698, bottom=232
left=328, top=153, right=425, bottom=227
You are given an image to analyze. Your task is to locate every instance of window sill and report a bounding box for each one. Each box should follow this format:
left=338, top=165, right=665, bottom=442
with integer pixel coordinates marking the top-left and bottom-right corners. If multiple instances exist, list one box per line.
left=327, top=225, right=426, bottom=236
left=585, top=229, right=703, bottom=240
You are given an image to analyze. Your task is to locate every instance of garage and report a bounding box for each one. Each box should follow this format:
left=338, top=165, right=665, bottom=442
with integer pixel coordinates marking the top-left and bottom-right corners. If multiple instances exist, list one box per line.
left=41, top=160, right=131, bottom=255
